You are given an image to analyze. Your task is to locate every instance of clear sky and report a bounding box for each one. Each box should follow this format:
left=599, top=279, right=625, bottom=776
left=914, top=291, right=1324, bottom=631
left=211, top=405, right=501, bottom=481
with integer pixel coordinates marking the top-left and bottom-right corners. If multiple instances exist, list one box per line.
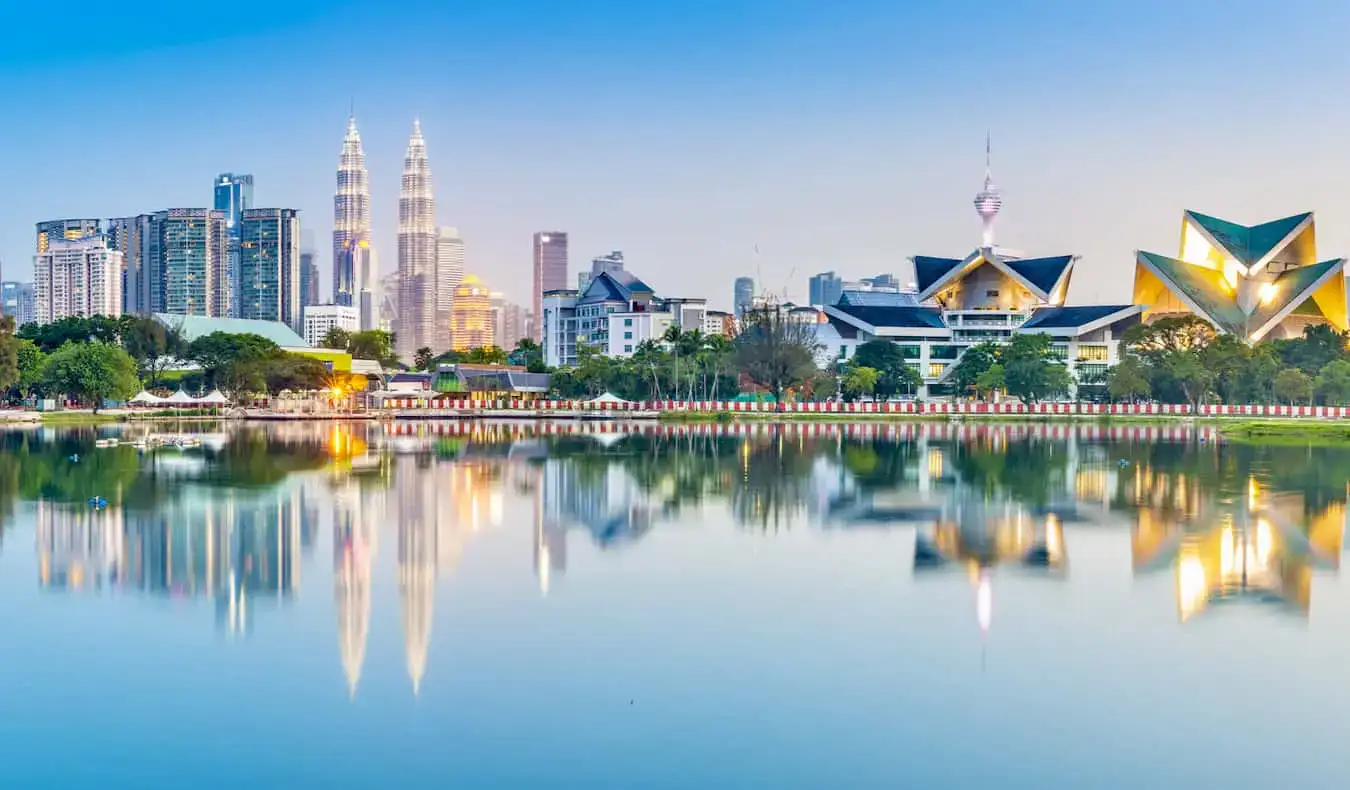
left=4, top=0, right=1350, bottom=309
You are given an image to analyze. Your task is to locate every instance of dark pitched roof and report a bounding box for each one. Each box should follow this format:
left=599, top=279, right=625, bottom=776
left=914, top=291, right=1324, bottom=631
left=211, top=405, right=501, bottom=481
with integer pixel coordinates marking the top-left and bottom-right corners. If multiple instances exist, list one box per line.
left=913, top=256, right=964, bottom=292
left=1004, top=255, right=1073, bottom=294
left=832, top=304, right=947, bottom=329
left=1021, top=305, right=1136, bottom=329
left=579, top=272, right=631, bottom=304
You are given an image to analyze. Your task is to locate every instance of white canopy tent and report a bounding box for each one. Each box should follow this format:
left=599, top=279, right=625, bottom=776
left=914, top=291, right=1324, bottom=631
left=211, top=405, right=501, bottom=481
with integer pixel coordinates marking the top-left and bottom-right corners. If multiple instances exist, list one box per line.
left=587, top=392, right=634, bottom=405
left=199, top=390, right=230, bottom=405
left=165, top=390, right=196, bottom=405
left=128, top=391, right=165, bottom=405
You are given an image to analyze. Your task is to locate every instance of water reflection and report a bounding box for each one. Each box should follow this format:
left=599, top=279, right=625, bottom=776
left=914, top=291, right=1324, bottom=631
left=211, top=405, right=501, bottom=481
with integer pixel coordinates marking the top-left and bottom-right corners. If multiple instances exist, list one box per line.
left=6, top=420, right=1349, bottom=701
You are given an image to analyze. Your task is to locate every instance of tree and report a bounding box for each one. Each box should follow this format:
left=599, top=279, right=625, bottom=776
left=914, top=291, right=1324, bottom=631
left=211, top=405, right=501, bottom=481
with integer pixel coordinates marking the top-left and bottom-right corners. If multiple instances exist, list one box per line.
left=1121, top=315, right=1216, bottom=357
left=41, top=342, right=139, bottom=411
left=0, top=316, right=18, bottom=394
left=414, top=347, right=434, bottom=371
left=120, top=316, right=183, bottom=382
left=1316, top=359, right=1350, bottom=405
left=975, top=363, right=1005, bottom=399
left=878, top=364, right=922, bottom=399
left=263, top=354, right=331, bottom=392
left=511, top=338, right=546, bottom=372
left=321, top=327, right=352, bottom=351
left=187, top=332, right=281, bottom=389
left=1164, top=351, right=1213, bottom=408
left=1001, top=334, right=1070, bottom=403
left=853, top=339, right=920, bottom=399
left=14, top=339, right=46, bottom=399
left=464, top=346, right=508, bottom=365
left=1274, top=367, right=1314, bottom=406
left=841, top=365, right=878, bottom=402
left=1278, top=323, right=1349, bottom=374
left=950, top=342, right=1000, bottom=396
left=1105, top=356, right=1151, bottom=403
left=346, top=330, right=399, bottom=368
left=733, top=304, right=821, bottom=403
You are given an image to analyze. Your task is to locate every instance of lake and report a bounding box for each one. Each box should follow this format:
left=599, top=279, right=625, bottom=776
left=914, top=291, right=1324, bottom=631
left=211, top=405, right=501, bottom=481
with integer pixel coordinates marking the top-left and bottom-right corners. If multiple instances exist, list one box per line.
left=1, top=420, right=1348, bottom=789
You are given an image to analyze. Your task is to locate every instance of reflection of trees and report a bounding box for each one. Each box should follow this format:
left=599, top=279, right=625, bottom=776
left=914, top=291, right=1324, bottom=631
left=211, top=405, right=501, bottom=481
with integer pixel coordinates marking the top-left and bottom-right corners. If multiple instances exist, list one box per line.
left=730, top=436, right=821, bottom=530
left=948, top=438, right=1070, bottom=507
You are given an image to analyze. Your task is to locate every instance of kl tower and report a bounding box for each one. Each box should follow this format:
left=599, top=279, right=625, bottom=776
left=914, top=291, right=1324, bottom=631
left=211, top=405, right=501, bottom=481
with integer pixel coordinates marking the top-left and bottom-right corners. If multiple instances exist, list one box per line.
left=973, top=133, right=1002, bottom=249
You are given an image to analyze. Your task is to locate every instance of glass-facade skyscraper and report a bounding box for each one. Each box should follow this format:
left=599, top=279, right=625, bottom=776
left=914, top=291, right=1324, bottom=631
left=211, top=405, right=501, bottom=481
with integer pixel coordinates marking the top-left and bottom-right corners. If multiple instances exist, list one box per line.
left=334, top=115, right=373, bottom=312
left=734, top=276, right=755, bottom=317
left=238, top=208, right=302, bottom=332
left=214, top=174, right=254, bottom=318
left=1, top=281, right=37, bottom=326
left=396, top=120, right=437, bottom=359
left=36, top=219, right=101, bottom=254
left=148, top=209, right=230, bottom=316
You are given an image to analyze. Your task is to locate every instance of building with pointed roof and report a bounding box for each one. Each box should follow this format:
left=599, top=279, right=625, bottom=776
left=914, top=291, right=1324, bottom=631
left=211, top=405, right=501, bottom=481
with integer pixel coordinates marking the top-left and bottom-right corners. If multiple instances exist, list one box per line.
left=816, top=142, right=1142, bottom=394
left=541, top=270, right=712, bottom=366
left=334, top=114, right=373, bottom=317
left=397, top=120, right=438, bottom=359
left=1133, top=210, right=1347, bottom=342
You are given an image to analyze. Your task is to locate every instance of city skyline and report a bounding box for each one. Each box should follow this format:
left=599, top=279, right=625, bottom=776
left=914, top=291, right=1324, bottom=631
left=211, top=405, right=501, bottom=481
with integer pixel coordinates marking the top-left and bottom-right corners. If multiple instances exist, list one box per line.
left=396, top=120, right=437, bottom=358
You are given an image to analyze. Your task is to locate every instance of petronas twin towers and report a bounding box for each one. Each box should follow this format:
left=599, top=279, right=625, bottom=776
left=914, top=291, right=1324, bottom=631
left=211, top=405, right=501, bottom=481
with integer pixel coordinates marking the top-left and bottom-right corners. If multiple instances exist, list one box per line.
left=333, top=115, right=454, bottom=356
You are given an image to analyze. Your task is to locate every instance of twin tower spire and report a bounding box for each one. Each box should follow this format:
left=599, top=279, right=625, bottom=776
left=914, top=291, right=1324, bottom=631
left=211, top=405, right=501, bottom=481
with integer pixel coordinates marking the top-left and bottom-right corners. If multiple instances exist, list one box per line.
left=333, top=114, right=445, bottom=357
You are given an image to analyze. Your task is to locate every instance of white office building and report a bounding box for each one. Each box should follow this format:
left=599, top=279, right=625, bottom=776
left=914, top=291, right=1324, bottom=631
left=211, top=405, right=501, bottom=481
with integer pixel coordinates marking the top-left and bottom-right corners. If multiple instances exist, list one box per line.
left=303, top=304, right=360, bottom=347
left=34, top=234, right=123, bottom=323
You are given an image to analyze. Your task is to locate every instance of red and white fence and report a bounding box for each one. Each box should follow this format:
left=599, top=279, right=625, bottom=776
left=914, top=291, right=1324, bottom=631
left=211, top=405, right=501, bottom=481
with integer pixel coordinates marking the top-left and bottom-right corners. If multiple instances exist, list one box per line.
left=372, top=397, right=1350, bottom=419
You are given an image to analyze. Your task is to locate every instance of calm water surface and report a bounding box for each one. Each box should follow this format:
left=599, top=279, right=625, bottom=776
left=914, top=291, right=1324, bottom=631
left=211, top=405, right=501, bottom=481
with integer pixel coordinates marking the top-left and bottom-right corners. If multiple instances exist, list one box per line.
left=1, top=420, right=1348, bottom=789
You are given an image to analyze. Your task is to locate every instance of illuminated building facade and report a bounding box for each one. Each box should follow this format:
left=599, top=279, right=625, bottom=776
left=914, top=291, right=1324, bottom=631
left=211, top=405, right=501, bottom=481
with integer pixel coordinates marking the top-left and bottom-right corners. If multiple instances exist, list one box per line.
left=333, top=115, right=373, bottom=313
left=450, top=273, right=493, bottom=351
left=1134, top=210, right=1347, bottom=342
left=36, top=218, right=101, bottom=254
left=34, top=234, right=123, bottom=322
left=532, top=232, right=568, bottom=341
left=817, top=144, right=1142, bottom=393
left=397, top=120, right=437, bottom=359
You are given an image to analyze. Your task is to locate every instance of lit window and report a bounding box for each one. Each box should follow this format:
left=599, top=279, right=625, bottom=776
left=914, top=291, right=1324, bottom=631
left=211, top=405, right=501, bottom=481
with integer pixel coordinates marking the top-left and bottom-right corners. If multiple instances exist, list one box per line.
left=927, top=363, right=945, bottom=378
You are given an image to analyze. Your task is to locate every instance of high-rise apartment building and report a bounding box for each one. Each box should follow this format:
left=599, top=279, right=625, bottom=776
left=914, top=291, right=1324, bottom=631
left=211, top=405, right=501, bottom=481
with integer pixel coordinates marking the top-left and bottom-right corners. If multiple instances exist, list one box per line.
left=734, top=276, right=755, bottom=317
left=300, top=229, right=320, bottom=309
left=397, top=120, right=437, bottom=359
left=238, top=208, right=302, bottom=331
left=450, top=274, right=493, bottom=351
left=334, top=115, right=373, bottom=311
left=532, top=232, right=568, bottom=341
left=808, top=271, right=843, bottom=307
left=302, top=304, right=359, bottom=347
left=491, top=296, right=529, bottom=351
left=106, top=215, right=152, bottom=315
left=436, top=227, right=465, bottom=352
left=1, top=281, right=37, bottom=326
left=214, top=174, right=255, bottom=318
left=36, top=219, right=101, bottom=254
left=142, top=209, right=230, bottom=316
left=34, top=234, right=123, bottom=323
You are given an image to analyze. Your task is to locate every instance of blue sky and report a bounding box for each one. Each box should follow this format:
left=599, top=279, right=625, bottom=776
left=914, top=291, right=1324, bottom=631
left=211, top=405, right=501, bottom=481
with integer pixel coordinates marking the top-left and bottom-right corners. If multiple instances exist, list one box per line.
left=4, top=0, right=1350, bottom=308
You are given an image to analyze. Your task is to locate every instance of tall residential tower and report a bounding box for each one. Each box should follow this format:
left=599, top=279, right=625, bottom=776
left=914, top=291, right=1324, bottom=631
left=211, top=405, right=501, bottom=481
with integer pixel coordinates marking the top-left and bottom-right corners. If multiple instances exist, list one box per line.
left=397, top=120, right=437, bottom=359
left=436, top=227, right=465, bottom=350
left=238, top=208, right=302, bottom=332
left=334, top=114, right=373, bottom=316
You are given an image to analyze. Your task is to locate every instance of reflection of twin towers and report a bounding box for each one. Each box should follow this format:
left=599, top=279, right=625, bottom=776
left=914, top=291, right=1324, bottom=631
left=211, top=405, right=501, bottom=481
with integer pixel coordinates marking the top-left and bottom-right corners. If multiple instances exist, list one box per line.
left=332, top=461, right=503, bottom=699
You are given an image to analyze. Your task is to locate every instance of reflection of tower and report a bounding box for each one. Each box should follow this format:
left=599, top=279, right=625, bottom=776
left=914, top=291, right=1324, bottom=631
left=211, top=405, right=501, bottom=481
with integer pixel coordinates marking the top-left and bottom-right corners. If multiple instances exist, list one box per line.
left=532, top=463, right=567, bottom=596
left=397, top=464, right=437, bottom=696
left=334, top=495, right=375, bottom=699
left=36, top=502, right=126, bottom=590
left=973, top=133, right=1002, bottom=249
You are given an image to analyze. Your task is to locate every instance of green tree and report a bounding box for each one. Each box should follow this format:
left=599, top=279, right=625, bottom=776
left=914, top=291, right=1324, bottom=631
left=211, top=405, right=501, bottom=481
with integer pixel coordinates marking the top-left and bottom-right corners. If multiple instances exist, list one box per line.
left=120, top=316, right=184, bottom=382
left=263, top=354, right=331, bottom=392
left=1105, top=355, right=1151, bottom=403
left=841, top=365, right=879, bottom=402
left=321, top=327, right=352, bottom=351
left=0, top=316, right=18, bottom=394
left=853, top=339, right=920, bottom=399
left=41, top=342, right=139, bottom=411
left=732, top=303, right=820, bottom=403
left=975, top=363, right=1005, bottom=399
left=1001, top=334, right=1070, bottom=403
left=187, top=332, right=281, bottom=389
left=1164, top=351, right=1214, bottom=408
left=1315, top=359, right=1350, bottom=405
left=1121, top=315, right=1216, bottom=357
left=1277, top=323, right=1349, bottom=374
left=949, top=342, right=1000, bottom=397
left=511, top=338, right=546, bottom=372
left=14, top=339, right=47, bottom=399
left=1274, top=367, right=1314, bottom=405
left=414, top=347, right=435, bottom=371
left=346, top=330, right=399, bottom=368
left=464, top=346, right=509, bottom=365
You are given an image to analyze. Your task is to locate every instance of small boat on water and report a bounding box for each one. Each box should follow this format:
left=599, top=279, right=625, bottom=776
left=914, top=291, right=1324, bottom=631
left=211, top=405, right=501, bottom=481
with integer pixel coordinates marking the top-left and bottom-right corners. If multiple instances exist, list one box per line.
left=94, top=438, right=121, bottom=448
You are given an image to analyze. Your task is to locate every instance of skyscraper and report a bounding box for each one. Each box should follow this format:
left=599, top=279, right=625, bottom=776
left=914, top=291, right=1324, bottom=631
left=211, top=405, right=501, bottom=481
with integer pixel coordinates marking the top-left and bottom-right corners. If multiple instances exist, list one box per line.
left=146, top=209, right=230, bottom=316
left=450, top=274, right=493, bottom=351
left=532, top=232, right=568, bottom=341
left=397, top=120, right=437, bottom=359
left=333, top=114, right=373, bottom=311
left=238, top=208, right=302, bottom=331
left=808, top=271, right=842, bottom=307
left=36, top=219, right=101, bottom=254
left=0, top=282, right=36, bottom=326
left=436, top=227, right=465, bottom=351
left=734, top=276, right=755, bottom=317
left=579, top=250, right=623, bottom=292
left=106, top=214, right=152, bottom=315
left=214, top=174, right=254, bottom=318
left=300, top=229, right=320, bottom=309
left=34, top=234, right=123, bottom=322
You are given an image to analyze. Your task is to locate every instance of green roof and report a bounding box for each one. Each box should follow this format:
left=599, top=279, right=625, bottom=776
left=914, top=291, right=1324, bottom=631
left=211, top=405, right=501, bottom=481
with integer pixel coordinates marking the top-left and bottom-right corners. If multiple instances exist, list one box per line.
left=152, top=313, right=308, bottom=347
left=1249, top=258, right=1343, bottom=330
left=1136, top=251, right=1248, bottom=335
left=1185, top=210, right=1310, bottom=268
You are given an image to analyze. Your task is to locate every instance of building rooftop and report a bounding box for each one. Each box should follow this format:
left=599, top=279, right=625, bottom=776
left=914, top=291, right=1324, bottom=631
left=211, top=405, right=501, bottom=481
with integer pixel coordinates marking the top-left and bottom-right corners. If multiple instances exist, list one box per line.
left=829, top=304, right=947, bottom=329
left=153, top=313, right=308, bottom=347
left=1020, top=305, right=1140, bottom=330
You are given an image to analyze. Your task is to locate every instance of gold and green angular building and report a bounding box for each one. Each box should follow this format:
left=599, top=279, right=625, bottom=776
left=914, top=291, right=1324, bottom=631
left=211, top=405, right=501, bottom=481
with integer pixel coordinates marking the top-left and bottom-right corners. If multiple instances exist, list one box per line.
left=1134, top=211, right=1347, bottom=342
